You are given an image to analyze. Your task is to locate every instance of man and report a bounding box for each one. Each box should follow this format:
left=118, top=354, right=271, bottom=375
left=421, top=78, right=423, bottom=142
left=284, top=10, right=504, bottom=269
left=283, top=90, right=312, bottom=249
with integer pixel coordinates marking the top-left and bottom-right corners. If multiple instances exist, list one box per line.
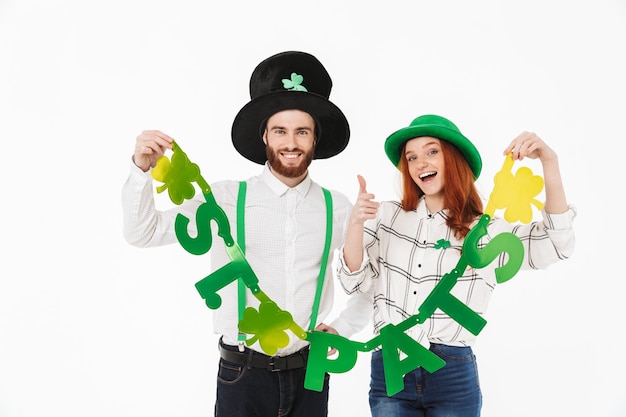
left=122, top=51, right=370, bottom=416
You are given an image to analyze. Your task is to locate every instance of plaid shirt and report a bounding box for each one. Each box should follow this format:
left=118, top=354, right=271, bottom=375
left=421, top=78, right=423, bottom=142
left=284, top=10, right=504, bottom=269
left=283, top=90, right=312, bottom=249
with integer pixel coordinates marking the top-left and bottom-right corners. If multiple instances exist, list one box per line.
left=334, top=198, right=576, bottom=348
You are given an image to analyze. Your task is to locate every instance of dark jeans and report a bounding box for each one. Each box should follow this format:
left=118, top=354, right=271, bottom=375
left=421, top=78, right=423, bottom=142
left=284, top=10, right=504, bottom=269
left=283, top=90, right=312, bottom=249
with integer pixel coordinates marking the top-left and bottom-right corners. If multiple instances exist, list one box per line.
left=369, top=343, right=482, bottom=417
left=215, top=341, right=330, bottom=417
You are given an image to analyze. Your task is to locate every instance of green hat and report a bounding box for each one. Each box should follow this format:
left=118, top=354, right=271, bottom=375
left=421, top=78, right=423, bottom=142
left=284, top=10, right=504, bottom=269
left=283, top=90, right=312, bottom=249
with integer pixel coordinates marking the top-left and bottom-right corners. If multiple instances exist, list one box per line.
left=384, top=114, right=482, bottom=179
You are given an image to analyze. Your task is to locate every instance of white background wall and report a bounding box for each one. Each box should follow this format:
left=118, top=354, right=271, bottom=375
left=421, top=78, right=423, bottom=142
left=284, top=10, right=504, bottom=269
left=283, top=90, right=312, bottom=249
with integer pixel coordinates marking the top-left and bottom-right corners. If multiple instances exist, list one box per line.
left=1, top=1, right=625, bottom=416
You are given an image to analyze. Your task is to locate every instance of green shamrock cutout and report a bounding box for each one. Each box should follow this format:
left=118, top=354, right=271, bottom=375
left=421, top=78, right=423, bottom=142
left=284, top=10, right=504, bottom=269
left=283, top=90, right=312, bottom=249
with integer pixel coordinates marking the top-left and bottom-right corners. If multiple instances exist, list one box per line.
left=434, top=239, right=451, bottom=249
left=152, top=143, right=201, bottom=205
left=282, top=72, right=308, bottom=91
left=238, top=300, right=295, bottom=355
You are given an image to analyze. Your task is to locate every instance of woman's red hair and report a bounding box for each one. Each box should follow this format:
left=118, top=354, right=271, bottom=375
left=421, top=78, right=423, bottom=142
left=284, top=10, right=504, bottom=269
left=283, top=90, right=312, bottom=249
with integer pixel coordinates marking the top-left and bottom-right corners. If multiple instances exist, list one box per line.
left=398, top=140, right=483, bottom=239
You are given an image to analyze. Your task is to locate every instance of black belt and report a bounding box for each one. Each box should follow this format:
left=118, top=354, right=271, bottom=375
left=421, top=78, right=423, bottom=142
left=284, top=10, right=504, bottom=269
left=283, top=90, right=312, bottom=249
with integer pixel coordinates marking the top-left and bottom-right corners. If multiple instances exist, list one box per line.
left=219, top=343, right=309, bottom=372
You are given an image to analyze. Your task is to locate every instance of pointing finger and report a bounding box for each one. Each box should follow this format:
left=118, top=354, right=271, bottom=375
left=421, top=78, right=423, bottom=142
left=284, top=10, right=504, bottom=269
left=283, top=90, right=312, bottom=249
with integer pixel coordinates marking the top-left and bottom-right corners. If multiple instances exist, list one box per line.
left=357, top=174, right=367, bottom=193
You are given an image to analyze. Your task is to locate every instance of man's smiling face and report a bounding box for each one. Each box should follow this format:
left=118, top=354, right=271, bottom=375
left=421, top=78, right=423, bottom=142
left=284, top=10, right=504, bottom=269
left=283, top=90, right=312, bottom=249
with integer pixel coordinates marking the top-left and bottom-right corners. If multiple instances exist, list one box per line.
left=264, top=109, right=316, bottom=179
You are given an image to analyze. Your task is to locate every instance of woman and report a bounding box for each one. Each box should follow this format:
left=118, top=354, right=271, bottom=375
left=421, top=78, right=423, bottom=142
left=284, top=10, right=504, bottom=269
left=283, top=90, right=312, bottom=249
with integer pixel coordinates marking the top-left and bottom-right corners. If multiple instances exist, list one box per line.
left=335, top=114, right=576, bottom=416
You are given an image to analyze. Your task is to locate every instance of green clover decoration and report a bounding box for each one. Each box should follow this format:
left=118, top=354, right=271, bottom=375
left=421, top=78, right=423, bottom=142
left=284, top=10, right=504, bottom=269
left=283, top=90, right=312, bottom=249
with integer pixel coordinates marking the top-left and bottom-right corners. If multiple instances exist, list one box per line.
left=238, top=300, right=297, bottom=355
left=151, top=145, right=199, bottom=205
left=434, top=239, right=451, bottom=249
left=152, top=142, right=211, bottom=205
left=282, top=72, right=308, bottom=92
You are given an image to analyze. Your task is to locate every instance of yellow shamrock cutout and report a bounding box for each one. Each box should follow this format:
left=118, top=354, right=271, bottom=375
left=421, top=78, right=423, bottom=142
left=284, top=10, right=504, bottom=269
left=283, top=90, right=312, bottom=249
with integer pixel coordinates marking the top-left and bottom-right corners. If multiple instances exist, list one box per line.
left=484, top=153, right=545, bottom=223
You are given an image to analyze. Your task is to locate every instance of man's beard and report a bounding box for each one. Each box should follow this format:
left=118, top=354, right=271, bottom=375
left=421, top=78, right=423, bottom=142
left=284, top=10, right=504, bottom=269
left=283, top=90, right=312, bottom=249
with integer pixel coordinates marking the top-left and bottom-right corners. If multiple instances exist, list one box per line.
left=266, top=145, right=314, bottom=178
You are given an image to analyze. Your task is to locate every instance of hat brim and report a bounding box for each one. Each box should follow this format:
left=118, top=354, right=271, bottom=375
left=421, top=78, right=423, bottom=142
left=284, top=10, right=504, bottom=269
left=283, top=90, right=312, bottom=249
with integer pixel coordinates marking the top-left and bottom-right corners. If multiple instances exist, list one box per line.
left=231, top=91, right=350, bottom=164
left=384, top=124, right=482, bottom=179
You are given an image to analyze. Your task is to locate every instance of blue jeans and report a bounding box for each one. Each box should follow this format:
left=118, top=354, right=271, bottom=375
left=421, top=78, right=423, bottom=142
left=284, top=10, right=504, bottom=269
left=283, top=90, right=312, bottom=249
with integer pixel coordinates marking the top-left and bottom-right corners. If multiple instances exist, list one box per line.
left=369, top=344, right=482, bottom=417
left=215, top=341, right=329, bottom=417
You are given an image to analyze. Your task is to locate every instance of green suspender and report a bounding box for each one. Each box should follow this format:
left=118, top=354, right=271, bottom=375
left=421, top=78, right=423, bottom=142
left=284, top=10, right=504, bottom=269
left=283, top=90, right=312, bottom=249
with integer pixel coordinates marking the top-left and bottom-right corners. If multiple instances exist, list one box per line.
left=236, top=181, right=333, bottom=346
left=236, top=182, right=248, bottom=346
left=310, top=188, right=333, bottom=331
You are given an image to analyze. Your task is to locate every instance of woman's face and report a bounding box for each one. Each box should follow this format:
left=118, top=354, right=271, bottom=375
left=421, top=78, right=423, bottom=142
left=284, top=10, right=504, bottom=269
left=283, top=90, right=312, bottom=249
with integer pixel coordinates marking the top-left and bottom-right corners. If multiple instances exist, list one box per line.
left=404, top=136, right=446, bottom=198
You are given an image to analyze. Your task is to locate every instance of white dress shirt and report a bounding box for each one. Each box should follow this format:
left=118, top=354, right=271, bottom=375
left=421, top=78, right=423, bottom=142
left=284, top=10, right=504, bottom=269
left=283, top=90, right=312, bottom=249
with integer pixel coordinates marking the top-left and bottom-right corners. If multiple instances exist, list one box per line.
left=122, top=162, right=371, bottom=355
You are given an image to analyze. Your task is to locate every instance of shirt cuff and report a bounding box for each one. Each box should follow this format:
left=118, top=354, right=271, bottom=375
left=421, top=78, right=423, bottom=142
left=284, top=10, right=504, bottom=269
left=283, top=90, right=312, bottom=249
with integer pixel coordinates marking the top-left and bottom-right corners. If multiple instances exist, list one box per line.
left=337, top=245, right=370, bottom=275
left=129, top=159, right=153, bottom=183
left=542, top=204, right=577, bottom=230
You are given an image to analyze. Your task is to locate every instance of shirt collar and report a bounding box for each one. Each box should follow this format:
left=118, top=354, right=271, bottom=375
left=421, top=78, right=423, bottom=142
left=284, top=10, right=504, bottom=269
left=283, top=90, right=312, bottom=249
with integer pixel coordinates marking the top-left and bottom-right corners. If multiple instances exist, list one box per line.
left=417, top=196, right=448, bottom=220
left=260, top=162, right=312, bottom=197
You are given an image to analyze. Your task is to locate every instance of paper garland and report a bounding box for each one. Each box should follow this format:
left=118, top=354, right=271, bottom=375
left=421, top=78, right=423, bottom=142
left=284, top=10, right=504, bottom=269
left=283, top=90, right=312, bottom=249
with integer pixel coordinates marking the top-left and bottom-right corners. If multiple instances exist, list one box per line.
left=151, top=142, right=545, bottom=396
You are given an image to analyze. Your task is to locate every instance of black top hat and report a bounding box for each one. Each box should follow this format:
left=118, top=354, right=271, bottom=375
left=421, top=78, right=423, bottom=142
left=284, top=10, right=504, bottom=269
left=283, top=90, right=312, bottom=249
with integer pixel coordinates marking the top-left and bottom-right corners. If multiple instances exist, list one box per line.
left=231, top=51, right=350, bottom=164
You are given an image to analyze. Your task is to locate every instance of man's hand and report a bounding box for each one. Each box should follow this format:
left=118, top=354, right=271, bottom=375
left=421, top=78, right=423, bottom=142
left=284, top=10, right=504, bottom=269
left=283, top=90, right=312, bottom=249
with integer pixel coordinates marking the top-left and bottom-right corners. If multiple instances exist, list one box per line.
left=133, top=130, right=174, bottom=172
left=314, top=323, right=339, bottom=356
